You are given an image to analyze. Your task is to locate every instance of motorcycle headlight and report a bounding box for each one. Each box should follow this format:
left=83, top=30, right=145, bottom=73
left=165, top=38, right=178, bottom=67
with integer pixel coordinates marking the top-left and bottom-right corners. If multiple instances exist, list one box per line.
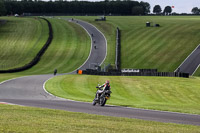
left=106, top=96, right=110, bottom=99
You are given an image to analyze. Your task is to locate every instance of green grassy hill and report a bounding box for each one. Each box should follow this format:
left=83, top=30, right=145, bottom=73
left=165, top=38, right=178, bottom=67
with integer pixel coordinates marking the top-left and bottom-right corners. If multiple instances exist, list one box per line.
left=2, top=16, right=199, bottom=74
left=72, top=16, right=200, bottom=73
left=22, top=18, right=90, bottom=75
left=0, top=17, right=90, bottom=75
left=46, top=75, right=200, bottom=115
left=0, top=17, right=48, bottom=70
left=119, top=16, right=200, bottom=72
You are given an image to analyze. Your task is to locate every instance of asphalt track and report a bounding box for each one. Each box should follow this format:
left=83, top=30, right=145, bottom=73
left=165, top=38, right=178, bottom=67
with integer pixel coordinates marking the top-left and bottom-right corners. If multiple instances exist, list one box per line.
left=68, top=18, right=107, bottom=70
left=175, top=44, right=200, bottom=75
left=0, top=19, right=200, bottom=126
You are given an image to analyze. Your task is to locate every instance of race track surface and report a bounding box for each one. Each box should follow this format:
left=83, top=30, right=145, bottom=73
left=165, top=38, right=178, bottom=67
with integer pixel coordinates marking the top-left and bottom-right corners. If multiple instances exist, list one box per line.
left=0, top=19, right=200, bottom=126
left=175, top=44, right=200, bottom=75
left=68, top=18, right=107, bottom=70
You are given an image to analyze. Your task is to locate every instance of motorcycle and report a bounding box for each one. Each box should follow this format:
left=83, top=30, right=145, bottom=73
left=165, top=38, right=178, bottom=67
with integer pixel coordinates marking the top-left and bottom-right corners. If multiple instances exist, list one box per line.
left=92, top=84, right=112, bottom=106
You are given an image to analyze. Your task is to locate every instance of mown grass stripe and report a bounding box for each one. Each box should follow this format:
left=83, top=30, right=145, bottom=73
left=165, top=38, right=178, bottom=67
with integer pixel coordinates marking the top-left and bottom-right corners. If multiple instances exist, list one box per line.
left=154, top=24, right=197, bottom=71
left=37, top=19, right=69, bottom=71
left=0, top=17, right=47, bottom=70
left=150, top=25, right=189, bottom=70
left=0, top=17, right=52, bottom=73
left=130, top=25, right=177, bottom=68
left=22, top=19, right=44, bottom=60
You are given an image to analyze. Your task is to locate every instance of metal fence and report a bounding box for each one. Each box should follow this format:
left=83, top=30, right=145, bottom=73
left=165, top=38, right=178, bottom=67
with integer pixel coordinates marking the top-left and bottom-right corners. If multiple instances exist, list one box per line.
left=79, top=69, right=189, bottom=78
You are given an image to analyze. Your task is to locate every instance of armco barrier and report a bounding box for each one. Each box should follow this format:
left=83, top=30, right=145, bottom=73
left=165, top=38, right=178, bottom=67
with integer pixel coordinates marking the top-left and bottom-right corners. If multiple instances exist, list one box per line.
left=78, top=69, right=189, bottom=78
left=120, top=69, right=157, bottom=73
left=0, top=17, right=53, bottom=73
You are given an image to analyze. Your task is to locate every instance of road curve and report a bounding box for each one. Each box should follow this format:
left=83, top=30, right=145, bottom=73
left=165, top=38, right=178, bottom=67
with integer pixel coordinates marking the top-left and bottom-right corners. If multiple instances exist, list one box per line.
left=0, top=19, right=200, bottom=126
left=69, top=19, right=107, bottom=70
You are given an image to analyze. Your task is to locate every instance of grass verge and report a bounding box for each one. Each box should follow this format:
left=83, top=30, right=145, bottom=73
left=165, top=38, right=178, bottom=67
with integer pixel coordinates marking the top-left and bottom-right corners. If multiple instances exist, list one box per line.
left=0, top=104, right=200, bottom=133
left=46, top=75, right=200, bottom=115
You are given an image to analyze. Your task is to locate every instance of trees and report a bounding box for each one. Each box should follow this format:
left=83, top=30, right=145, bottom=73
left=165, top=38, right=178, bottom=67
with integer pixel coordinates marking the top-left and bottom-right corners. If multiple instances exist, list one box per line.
left=191, top=7, right=199, bottom=14
left=153, top=5, right=162, bottom=14
left=140, top=1, right=150, bottom=15
left=163, top=6, right=172, bottom=15
left=132, top=6, right=144, bottom=15
left=0, top=0, right=6, bottom=16
left=3, top=1, right=150, bottom=15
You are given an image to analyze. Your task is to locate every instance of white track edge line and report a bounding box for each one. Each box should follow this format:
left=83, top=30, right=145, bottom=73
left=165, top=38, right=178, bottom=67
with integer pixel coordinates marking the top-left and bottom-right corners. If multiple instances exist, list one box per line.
left=0, top=101, right=19, bottom=106
left=68, top=20, right=93, bottom=72
left=192, top=64, right=200, bottom=76
left=43, top=77, right=91, bottom=103
left=174, top=44, right=200, bottom=72
left=41, top=17, right=93, bottom=74
left=42, top=77, right=56, bottom=97
left=0, top=75, right=30, bottom=85
left=58, top=18, right=107, bottom=73
left=75, top=19, right=108, bottom=66
left=0, top=101, right=25, bottom=107
left=86, top=21, right=108, bottom=66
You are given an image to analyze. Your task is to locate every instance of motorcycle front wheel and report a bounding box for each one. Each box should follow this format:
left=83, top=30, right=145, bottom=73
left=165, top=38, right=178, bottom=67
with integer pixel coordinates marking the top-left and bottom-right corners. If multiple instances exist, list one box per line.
left=100, top=97, right=107, bottom=106
left=92, top=99, right=96, bottom=106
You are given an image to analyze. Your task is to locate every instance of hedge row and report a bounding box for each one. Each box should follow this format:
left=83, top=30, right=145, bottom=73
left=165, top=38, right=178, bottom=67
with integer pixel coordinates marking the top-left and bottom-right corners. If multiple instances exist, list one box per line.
left=115, top=27, right=121, bottom=70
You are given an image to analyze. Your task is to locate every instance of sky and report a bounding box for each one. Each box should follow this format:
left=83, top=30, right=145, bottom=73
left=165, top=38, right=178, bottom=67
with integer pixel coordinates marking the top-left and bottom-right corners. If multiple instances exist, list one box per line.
left=88, top=0, right=200, bottom=13
left=140, top=0, right=200, bottom=13
left=43, top=0, right=199, bottom=13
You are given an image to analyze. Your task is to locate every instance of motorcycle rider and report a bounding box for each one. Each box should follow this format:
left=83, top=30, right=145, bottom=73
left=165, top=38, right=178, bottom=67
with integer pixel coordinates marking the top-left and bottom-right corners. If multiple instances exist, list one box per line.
left=95, top=80, right=111, bottom=100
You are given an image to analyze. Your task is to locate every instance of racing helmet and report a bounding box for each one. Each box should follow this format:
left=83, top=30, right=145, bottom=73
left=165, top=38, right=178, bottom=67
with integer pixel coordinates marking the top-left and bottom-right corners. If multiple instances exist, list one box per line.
left=106, top=80, right=110, bottom=84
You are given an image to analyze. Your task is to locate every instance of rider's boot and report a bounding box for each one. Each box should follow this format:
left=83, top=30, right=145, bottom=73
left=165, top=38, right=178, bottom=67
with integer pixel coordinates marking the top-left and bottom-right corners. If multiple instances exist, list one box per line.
left=95, top=94, right=99, bottom=100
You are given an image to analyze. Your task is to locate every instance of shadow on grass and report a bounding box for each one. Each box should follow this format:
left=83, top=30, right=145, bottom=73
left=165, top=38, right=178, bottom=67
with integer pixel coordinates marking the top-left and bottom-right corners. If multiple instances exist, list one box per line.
left=0, top=20, right=7, bottom=25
